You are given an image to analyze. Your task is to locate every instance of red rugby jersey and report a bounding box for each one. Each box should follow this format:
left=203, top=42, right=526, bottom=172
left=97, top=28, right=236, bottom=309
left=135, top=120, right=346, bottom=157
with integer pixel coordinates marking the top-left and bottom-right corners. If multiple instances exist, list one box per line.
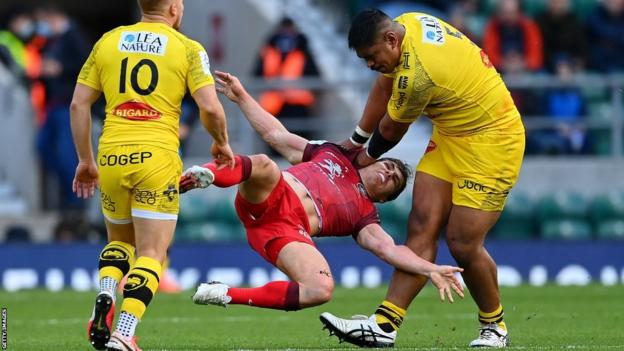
left=286, top=142, right=380, bottom=237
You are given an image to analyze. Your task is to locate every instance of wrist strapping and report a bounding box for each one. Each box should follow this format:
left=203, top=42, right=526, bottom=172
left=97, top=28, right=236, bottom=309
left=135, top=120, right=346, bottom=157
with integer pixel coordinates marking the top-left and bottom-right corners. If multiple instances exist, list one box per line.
left=366, top=127, right=400, bottom=159
left=349, top=126, right=372, bottom=146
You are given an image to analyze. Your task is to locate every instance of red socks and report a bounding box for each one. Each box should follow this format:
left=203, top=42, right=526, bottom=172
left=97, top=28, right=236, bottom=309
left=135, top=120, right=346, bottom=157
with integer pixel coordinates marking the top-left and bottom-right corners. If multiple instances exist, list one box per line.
left=227, top=281, right=300, bottom=311
left=202, top=155, right=252, bottom=188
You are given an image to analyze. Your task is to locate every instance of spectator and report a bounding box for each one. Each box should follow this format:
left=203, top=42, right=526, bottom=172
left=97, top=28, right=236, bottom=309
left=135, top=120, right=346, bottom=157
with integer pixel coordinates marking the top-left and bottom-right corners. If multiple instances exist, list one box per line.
left=528, top=55, right=590, bottom=155
left=253, top=17, right=319, bottom=141
left=586, top=0, right=624, bottom=72
left=35, top=4, right=89, bottom=211
left=0, top=6, right=35, bottom=81
left=536, top=0, right=588, bottom=73
left=483, top=0, right=543, bottom=74
left=0, top=6, right=46, bottom=123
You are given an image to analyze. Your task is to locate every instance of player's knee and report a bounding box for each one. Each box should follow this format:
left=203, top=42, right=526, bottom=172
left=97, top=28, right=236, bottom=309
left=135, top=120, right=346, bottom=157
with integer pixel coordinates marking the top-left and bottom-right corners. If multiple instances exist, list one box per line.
left=250, top=154, right=279, bottom=175
left=446, top=235, right=478, bottom=264
left=405, top=210, right=443, bottom=250
left=251, top=154, right=274, bottom=169
left=305, top=279, right=334, bottom=306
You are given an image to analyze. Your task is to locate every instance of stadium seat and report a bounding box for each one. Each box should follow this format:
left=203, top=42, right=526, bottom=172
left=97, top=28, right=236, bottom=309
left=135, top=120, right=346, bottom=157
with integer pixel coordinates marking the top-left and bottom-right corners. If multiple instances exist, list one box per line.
left=589, top=192, right=624, bottom=222
left=589, top=129, right=612, bottom=155
left=212, top=200, right=240, bottom=225
left=540, top=219, right=592, bottom=240
left=537, top=191, right=588, bottom=222
left=596, top=219, right=624, bottom=240
left=492, top=192, right=535, bottom=239
left=176, top=222, right=244, bottom=242
left=178, top=193, right=213, bottom=225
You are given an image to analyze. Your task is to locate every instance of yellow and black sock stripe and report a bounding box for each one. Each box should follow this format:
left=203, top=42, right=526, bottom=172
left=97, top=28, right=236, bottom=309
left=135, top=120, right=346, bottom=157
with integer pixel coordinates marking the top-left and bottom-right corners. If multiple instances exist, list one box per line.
left=120, top=256, right=162, bottom=320
left=98, top=241, right=135, bottom=282
left=479, top=305, right=506, bottom=330
left=375, top=300, right=406, bottom=333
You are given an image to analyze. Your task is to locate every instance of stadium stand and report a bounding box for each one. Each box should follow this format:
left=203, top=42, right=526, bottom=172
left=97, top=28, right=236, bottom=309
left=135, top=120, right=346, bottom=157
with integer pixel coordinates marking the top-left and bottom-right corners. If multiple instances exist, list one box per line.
left=0, top=0, right=623, bottom=243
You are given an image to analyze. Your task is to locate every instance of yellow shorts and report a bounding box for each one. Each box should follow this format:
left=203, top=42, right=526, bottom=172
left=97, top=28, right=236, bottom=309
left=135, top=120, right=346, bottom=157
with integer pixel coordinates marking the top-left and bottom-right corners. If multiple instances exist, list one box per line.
left=97, top=145, right=182, bottom=223
left=416, top=127, right=525, bottom=212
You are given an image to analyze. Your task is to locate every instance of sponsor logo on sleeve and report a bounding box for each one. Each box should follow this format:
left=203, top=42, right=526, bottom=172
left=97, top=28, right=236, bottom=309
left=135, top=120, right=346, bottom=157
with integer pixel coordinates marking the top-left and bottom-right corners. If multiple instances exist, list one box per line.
left=398, top=76, right=408, bottom=89
left=402, top=52, right=410, bottom=69
left=418, top=16, right=445, bottom=45
left=119, top=31, right=168, bottom=56
left=112, top=100, right=162, bottom=121
left=199, top=51, right=211, bottom=75
left=394, top=91, right=407, bottom=109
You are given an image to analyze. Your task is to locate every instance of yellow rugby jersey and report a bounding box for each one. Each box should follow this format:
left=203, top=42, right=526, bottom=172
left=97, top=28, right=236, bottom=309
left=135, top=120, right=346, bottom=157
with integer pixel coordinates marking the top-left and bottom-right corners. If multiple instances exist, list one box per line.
left=385, top=13, right=522, bottom=135
left=77, top=22, right=215, bottom=152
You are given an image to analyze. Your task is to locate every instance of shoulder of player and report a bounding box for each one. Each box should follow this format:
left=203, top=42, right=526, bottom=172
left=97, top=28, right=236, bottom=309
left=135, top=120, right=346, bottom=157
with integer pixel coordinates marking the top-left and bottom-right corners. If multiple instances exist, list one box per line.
left=158, top=27, right=204, bottom=51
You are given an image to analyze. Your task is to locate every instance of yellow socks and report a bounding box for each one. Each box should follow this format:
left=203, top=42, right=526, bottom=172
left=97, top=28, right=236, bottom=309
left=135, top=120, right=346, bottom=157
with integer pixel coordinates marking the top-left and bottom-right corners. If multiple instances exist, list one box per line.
left=120, top=256, right=162, bottom=320
left=479, top=305, right=507, bottom=331
left=98, top=241, right=135, bottom=295
left=375, top=300, right=406, bottom=333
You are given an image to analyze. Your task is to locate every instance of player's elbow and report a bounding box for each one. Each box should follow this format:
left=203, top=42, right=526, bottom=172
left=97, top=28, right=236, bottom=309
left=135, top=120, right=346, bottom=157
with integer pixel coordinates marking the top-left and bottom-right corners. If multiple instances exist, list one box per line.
left=69, top=99, right=87, bottom=118
left=199, top=104, right=223, bottom=120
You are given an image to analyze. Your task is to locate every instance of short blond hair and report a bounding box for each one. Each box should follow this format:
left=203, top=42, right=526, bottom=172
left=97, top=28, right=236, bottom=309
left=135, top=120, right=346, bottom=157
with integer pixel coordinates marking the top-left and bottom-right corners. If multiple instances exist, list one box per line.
left=137, top=0, right=172, bottom=13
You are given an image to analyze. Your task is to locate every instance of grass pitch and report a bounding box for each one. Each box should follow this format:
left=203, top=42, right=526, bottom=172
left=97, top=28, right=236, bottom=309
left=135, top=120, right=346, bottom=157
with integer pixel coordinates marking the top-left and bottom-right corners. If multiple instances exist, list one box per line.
left=1, top=285, right=623, bottom=350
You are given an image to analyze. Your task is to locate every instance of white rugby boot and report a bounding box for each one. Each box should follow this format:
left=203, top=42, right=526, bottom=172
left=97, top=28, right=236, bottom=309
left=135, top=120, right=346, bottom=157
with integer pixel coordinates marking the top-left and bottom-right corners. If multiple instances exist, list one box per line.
left=192, top=281, right=232, bottom=307
left=105, top=331, right=142, bottom=351
left=469, top=323, right=509, bottom=348
left=179, top=165, right=215, bottom=193
left=319, top=312, right=396, bottom=348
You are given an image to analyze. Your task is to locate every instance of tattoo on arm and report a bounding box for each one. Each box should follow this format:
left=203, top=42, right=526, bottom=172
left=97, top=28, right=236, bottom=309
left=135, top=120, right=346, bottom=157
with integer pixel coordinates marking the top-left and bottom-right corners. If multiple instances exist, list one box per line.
left=319, top=270, right=331, bottom=278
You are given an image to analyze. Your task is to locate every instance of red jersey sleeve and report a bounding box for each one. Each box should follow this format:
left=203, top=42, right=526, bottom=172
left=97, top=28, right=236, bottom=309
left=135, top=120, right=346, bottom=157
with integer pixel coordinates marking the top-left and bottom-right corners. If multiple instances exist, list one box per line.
left=353, top=209, right=381, bottom=237
left=302, top=141, right=361, bottom=164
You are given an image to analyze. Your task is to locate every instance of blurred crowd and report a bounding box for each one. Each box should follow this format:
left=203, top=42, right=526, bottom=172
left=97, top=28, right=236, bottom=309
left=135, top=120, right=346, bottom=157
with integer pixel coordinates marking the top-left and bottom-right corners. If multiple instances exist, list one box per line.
left=1, top=0, right=624, bottom=242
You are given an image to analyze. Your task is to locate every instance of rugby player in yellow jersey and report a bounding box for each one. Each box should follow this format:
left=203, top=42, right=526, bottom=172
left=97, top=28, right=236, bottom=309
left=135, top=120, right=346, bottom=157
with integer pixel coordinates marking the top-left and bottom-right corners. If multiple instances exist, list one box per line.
left=320, top=9, right=524, bottom=348
left=70, top=0, right=234, bottom=350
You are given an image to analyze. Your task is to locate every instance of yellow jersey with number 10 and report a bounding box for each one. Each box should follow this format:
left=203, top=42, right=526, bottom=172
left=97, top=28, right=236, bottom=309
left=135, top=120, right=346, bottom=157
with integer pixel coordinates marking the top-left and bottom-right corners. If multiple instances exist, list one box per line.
left=385, top=13, right=522, bottom=136
left=77, top=22, right=215, bottom=152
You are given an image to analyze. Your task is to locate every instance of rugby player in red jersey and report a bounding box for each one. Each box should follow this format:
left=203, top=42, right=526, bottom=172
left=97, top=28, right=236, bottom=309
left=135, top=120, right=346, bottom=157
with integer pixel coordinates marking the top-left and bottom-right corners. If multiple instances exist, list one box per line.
left=181, top=71, right=464, bottom=312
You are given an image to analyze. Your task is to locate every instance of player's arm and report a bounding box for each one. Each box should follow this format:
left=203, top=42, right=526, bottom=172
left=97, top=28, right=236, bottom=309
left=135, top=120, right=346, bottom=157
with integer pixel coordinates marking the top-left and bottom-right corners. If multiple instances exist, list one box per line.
left=215, top=71, right=308, bottom=165
left=356, top=223, right=465, bottom=302
left=69, top=83, right=101, bottom=198
left=356, top=114, right=411, bottom=166
left=343, top=74, right=393, bottom=148
left=192, top=85, right=235, bottom=166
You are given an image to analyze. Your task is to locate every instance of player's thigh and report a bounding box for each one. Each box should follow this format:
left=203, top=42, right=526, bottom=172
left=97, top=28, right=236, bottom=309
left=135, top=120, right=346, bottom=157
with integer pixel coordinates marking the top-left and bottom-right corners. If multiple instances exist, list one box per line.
left=412, top=133, right=454, bottom=247
left=104, top=219, right=135, bottom=245
left=98, top=146, right=136, bottom=223
left=446, top=205, right=501, bottom=250
left=238, top=154, right=281, bottom=204
left=132, top=217, right=176, bottom=262
left=130, top=146, right=182, bottom=219
left=276, top=241, right=333, bottom=289
left=444, top=132, right=525, bottom=212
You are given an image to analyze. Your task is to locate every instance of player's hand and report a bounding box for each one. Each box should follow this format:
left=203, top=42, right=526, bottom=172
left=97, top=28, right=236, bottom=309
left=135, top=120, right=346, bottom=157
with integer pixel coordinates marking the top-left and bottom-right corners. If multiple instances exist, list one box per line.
left=72, top=161, right=99, bottom=199
left=354, top=148, right=377, bottom=168
left=339, top=138, right=360, bottom=150
left=211, top=142, right=235, bottom=169
left=215, top=71, right=246, bottom=103
left=429, top=265, right=464, bottom=303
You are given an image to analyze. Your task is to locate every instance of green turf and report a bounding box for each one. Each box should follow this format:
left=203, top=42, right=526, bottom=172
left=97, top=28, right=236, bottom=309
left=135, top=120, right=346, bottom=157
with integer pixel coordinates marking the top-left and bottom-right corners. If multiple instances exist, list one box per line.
left=1, top=285, right=623, bottom=350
